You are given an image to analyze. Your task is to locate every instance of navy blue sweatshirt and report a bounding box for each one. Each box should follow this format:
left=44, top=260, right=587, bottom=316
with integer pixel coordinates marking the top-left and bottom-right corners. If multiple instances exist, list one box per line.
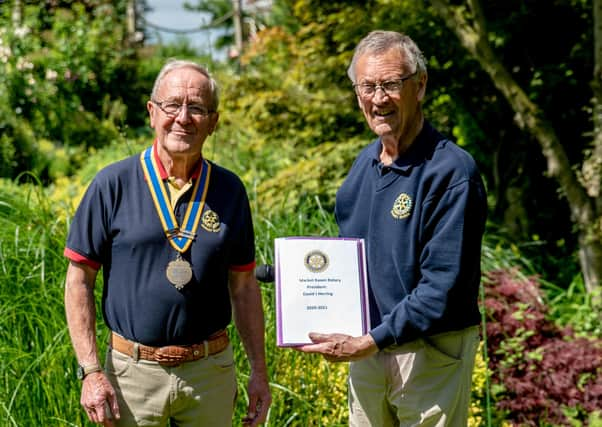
left=335, top=122, right=487, bottom=349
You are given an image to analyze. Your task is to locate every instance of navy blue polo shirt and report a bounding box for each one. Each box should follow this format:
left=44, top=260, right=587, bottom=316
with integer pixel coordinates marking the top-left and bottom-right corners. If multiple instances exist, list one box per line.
left=65, top=145, right=256, bottom=346
left=335, top=122, right=487, bottom=349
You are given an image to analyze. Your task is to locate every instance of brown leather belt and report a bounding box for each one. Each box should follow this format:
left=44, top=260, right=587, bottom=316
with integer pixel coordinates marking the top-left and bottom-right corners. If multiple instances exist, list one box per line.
left=110, top=330, right=229, bottom=367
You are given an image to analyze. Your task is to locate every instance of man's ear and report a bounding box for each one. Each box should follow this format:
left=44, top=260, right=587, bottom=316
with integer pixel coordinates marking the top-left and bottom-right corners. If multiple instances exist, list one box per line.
left=208, top=111, right=219, bottom=135
left=416, top=73, right=428, bottom=102
left=147, top=100, right=155, bottom=128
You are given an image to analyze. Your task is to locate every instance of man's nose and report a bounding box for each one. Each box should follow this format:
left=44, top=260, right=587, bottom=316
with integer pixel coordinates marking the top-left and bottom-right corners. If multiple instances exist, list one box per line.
left=175, top=105, right=192, bottom=122
left=372, top=86, right=390, bottom=103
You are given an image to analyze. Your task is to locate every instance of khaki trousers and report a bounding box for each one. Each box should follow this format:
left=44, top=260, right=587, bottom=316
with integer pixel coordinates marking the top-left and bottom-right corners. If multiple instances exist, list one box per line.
left=104, top=344, right=237, bottom=426
left=348, top=326, right=479, bottom=427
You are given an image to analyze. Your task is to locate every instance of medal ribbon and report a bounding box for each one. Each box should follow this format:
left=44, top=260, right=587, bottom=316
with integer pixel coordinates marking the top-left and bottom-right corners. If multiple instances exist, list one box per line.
left=140, top=146, right=211, bottom=253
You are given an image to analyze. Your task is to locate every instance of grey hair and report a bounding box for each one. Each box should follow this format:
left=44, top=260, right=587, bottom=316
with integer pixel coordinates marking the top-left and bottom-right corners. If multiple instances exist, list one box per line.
left=347, top=31, right=427, bottom=84
left=150, top=59, right=220, bottom=110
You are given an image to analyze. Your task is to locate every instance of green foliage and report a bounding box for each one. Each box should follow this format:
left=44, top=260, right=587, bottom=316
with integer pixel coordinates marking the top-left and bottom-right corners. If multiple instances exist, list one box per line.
left=0, top=2, right=141, bottom=182
left=543, top=275, right=602, bottom=338
left=211, top=2, right=376, bottom=213
left=47, top=135, right=148, bottom=216
left=0, top=178, right=89, bottom=425
left=234, top=26, right=365, bottom=144
left=0, top=105, right=40, bottom=179
left=255, top=138, right=368, bottom=212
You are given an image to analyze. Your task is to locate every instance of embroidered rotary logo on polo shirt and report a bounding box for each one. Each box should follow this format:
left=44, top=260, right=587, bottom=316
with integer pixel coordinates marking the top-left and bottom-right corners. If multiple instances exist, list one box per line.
left=391, top=193, right=413, bottom=219
left=304, top=250, right=329, bottom=273
left=201, top=210, right=221, bottom=232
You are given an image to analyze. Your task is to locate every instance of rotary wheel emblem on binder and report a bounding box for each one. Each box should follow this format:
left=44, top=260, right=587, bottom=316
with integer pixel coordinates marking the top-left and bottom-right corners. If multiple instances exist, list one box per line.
left=304, top=250, right=329, bottom=273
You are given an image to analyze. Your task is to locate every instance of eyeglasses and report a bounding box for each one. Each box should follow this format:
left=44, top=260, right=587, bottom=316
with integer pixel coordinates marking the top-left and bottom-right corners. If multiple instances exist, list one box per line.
left=151, top=99, right=215, bottom=117
left=353, top=72, right=417, bottom=98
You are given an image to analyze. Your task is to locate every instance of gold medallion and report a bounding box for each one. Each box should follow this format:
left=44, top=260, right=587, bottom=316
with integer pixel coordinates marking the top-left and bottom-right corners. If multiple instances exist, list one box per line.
left=166, top=258, right=193, bottom=290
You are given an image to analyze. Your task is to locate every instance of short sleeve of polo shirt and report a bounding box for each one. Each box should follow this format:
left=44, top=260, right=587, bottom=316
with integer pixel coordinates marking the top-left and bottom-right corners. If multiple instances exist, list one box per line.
left=65, top=172, right=113, bottom=269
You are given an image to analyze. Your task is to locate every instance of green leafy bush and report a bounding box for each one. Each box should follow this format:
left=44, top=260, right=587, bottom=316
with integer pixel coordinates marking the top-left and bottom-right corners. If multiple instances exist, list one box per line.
left=0, top=2, right=141, bottom=181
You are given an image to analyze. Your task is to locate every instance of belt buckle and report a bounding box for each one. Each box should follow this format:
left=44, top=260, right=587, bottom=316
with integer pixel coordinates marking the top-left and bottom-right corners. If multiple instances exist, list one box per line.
left=154, top=345, right=188, bottom=367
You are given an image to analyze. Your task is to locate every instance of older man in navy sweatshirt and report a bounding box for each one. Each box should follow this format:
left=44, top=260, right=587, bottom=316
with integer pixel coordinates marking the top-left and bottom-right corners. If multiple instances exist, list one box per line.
left=299, top=31, right=487, bottom=427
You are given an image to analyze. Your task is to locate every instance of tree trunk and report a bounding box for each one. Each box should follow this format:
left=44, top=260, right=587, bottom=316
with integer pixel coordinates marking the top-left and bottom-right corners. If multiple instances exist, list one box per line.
left=12, top=0, right=22, bottom=26
left=579, top=232, right=602, bottom=292
left=127, top=0, right=137, bottom=42
left=232, top=0, right=244, bottom=56
left=582, top=0, right=602, bottom=220
left=431, top=0, right=602, bottom=293
left=584, top=0, right=602, bottom=294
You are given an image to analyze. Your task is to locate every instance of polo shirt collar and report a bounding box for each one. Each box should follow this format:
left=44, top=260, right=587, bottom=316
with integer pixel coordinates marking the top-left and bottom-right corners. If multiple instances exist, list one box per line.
left=371, top=121, right=439, bottom=173
left=152, top=141, right=204, bottom=180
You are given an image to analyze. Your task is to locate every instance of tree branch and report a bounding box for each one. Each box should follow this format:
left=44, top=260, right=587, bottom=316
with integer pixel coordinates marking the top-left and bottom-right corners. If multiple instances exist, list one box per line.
left=431, top=0, right=595, bottom=229
left=587, top=0, right=602, bottom=208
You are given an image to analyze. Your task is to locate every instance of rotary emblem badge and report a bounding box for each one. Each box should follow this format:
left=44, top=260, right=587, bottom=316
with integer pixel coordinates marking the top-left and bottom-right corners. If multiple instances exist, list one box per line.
left=304, top=250, right=329, bottom=273
left=201, top=210, right=221, bottom=232
left=391, top=193, right=413, bottom=219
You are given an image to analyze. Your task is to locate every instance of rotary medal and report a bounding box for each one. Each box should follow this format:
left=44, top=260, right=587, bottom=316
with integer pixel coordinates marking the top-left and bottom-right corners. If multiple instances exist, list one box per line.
left=166, top=256, right=194, bottom=290
left=140, top=146, right=212, bottom=289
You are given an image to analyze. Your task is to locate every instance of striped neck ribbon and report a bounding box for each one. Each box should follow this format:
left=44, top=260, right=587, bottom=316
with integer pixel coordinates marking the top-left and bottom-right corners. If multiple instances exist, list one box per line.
left=140, top=146, right=211, bottom=254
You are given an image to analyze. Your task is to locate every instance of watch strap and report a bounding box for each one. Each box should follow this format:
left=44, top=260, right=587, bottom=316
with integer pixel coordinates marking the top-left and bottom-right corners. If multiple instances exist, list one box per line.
left=78, top=363, right=102, bottom=380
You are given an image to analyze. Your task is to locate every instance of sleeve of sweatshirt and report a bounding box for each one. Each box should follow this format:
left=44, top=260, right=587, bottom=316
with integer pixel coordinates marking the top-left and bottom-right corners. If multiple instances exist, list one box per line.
left=369, top=176, right=486, bottom=348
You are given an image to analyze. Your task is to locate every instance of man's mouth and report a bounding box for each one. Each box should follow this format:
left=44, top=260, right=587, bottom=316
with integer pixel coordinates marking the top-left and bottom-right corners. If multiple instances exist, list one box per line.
left=373, top=109, right=394, bottom=118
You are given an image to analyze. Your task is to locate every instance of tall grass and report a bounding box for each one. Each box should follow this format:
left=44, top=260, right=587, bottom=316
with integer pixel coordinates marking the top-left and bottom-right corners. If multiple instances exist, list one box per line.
left=232, top=196, right=349, bottom=426
left=0, top=179, right=90, bottom=426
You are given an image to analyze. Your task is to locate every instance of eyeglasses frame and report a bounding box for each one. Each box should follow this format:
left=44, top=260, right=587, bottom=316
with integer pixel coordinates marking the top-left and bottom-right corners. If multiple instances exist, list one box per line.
left=353, top=71, right=418, bottom=98
left=150, top=99, right=216, bottom=117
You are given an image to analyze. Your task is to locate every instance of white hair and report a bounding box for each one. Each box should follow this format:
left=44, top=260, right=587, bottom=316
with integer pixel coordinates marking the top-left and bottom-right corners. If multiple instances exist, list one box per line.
left=150, top=59, right=219, bottom=110
left=347, top=31, right=427, bottom=83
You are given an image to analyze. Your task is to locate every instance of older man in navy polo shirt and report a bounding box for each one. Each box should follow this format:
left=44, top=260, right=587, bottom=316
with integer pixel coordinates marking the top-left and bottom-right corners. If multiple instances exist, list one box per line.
left=64, top=60, right=271, bottom=426
left=299, top=31, right=487, bottom=426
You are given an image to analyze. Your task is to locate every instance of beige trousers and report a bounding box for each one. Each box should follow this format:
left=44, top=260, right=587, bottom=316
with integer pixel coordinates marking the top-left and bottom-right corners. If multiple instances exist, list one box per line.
left=104, top=344, right=237, bottom=426
left=348, top=326, right=480, bottom=427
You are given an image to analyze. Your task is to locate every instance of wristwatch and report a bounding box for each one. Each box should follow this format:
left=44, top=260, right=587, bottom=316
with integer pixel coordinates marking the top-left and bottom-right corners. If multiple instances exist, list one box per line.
left=76, top=363, right=102, bottom=380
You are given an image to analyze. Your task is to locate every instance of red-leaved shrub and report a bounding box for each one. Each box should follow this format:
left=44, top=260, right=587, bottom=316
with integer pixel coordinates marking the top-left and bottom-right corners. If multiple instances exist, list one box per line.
left=483, top=269, right=602, bottom=426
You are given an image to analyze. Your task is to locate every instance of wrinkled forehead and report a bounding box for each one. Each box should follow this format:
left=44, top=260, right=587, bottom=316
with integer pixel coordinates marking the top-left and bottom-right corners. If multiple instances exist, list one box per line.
left=156, top=67, right=213, bottom=101
left=355, top=50, right=407, bottom=79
